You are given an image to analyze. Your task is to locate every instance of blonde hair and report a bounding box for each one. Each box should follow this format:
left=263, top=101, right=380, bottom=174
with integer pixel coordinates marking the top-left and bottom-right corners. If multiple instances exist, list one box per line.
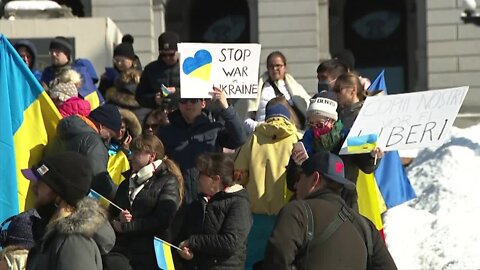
left=130, top=134, right=184, bottom=204
left=334, top=72, right=366, bottom=101
left=57, top=69, right=82, bottom=89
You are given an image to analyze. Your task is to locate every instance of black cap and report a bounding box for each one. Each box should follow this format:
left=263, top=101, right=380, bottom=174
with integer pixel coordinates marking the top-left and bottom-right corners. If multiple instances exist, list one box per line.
left=21, top=152, right=93, bottom=205
left=49, top=36, right=72, bottom=58
left=300, top=152, right=355, bottom=190
left=114, top=42, right=135, bottom=59
left=158, top=32, right=179, bottom=51
left=88, top=104, right=122, bottom=133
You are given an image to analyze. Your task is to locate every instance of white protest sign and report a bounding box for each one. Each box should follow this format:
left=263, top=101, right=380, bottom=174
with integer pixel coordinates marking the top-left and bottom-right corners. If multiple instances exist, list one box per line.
left=178, top=43, right=261, bottom=98
left=339, top=86, right=469, bottom=154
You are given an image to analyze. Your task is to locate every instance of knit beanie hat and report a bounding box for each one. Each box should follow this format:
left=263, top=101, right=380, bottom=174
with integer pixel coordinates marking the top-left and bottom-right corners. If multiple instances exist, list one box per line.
left=113, top=42, right=135, bottom=59
left=0, top=209, right=38, bottom=249
left=21, top=152, right=93, bottom=206
left=88, top=104, right=122, bottom=133
left=266, top=104, right=291, bottom=121
left=308, top=90, right=338, bottom=121
left=158, top=31, right=179, bottom=51
left=49, top=36, right=72, bottom=58
left=50, top=81, right=78, bottom=102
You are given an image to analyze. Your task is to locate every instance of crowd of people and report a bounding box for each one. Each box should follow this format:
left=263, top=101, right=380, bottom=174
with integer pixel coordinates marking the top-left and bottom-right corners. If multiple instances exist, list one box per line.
left=0, top=31, right=398, bottom=270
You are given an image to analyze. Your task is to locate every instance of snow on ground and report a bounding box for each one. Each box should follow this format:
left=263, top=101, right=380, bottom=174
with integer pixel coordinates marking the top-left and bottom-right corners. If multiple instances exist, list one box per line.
left=384, top=124, right=480, bottom=269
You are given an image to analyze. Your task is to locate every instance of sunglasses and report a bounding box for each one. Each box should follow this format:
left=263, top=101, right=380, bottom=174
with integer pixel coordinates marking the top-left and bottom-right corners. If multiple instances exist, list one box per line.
left=161, top=52, right=176, bottom=58
left=179, top=99, right=200, bottom=104
left=145, top=124, right=159, bottom=130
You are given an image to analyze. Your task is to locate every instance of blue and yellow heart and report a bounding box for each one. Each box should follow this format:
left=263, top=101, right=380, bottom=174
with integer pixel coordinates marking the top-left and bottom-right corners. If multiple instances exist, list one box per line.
left=182, top=49, right=212, bottom=81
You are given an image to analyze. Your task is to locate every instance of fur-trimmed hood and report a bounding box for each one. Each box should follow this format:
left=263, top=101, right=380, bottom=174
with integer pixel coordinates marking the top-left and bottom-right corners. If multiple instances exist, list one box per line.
left=44, top=197, right=115, bottom=254
left=105, top=87, right=141, bottom=110
left=119, top=108, right=142, bottom=138
left=52, top=198, right=106, bottom=237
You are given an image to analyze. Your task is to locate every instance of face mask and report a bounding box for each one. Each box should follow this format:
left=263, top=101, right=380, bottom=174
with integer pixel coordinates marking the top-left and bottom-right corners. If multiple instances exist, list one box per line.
left=311, top=125, right=333, bottom=138
left=318, top=81, right=331, bottom=92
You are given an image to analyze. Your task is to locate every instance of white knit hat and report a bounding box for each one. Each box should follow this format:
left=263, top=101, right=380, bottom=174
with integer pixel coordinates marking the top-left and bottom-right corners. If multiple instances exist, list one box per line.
left=50, top=81, right=78, bottom=102
left=307, top=91, right=338, bottom=121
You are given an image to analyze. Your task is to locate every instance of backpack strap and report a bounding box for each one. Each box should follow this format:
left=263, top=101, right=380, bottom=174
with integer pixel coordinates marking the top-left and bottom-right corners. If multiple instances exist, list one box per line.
left=267, top=78, right=284, bottom=97
left=317, top=206, right=353, bottom=243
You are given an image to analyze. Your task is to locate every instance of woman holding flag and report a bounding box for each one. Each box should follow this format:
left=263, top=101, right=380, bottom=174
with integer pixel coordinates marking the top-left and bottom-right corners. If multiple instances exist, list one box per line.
left=108, top=134, right=184, bottom=270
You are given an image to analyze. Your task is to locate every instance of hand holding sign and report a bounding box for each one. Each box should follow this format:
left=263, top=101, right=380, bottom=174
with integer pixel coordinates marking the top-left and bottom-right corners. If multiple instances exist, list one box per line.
left=210, top=86, right=228, bottom=109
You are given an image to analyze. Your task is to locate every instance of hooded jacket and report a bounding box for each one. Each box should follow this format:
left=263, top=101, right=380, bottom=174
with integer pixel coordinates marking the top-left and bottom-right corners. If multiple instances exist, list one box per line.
left=235, top=117, right=299, bottom=215
left=188, top=186, right=252, bottom=270
left=55, top=115, right=117, bottom=199
left=106, top=87, right=151, bottom=123
left=14, top=40, right=42, bottom=81
left=157, top=107, right=246, bottom=204
left=26, top=198, right=116, bottom=270
left=136, top=58, right=180, bottom=108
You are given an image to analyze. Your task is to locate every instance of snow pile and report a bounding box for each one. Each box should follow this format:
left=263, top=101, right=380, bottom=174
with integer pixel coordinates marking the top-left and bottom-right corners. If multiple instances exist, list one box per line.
left=384, top=124, right=480, bottom=269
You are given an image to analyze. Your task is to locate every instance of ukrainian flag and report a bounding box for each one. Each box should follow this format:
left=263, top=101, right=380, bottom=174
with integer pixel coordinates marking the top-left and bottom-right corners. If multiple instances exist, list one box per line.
left=367, top=70, right=416, bottom=208
left=0, top=35, right=61, bottom=222
left=154, top=237, right=176, bottom=270
left=347, top=134, right=378, bottom=154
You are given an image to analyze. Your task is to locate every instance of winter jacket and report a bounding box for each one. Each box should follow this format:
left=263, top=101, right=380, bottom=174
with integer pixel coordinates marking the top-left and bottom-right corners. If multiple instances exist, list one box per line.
left=157, top=107, right=246, bottom=204
left=98, top=67, right=120, bottom=96
left=58, top=96, right=91, bottom=117
left=13, top=40, right=42, bottom=81
left=26, top=198, right=116, bottom=270
left=54, top=115, right=117, bottom=199
left=109, top=162, right=181, bottom=270
left=136, top=58, right=180, bottom=108
left=235, top=117, right=299, bottom=215
left=188, top=186, right=252, bottom=270
left=106, top=86, right=151, bottom=123
left=234, top=72, right=310, bottom=121
left=263, top=189, right=397, bottom=270
left=41, top=60, right=104, bottom=104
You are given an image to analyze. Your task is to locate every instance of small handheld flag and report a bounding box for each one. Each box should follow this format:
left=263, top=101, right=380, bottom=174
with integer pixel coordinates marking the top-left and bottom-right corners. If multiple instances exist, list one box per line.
left=347, top=134, right=378, bottom=154
left=161, top=84, right=171, bottom=97
left=154, top=237, right=177, bottom=270
left=89, top=189, right=124, bottom=211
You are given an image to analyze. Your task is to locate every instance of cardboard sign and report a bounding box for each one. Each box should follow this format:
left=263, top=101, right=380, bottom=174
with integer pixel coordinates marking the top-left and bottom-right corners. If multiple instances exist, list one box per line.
left=178, top=43, right=261, bottom=98
left=339, top=86, right=469, bottom=154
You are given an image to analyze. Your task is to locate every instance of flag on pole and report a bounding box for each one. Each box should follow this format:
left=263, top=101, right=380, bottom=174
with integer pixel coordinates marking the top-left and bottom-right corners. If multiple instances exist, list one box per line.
left=367, top=70, right=416, bottom=208
left=0, top=34, right=61, bottom=223
left=154, top=237, right=176, bottom=270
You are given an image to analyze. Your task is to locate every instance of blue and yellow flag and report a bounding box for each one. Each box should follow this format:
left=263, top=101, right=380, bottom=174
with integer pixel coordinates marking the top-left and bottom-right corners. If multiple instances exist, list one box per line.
left=347, top=134, right=378, bottom=154
left=154, top=237, right=176, bottom=270
left=367, top=70, right=416, bottom=208
left=0, top=35, right=61, bottom=222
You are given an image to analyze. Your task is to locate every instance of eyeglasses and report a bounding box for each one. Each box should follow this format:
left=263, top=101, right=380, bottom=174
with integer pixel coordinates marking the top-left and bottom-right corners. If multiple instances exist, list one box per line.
left=113, top=57, right=131, bottom=64
left=308, top=117, right=333, bottom=128
left=267, top=64, right=285, bottom=69
left=179, top=99, right=200, bottom=104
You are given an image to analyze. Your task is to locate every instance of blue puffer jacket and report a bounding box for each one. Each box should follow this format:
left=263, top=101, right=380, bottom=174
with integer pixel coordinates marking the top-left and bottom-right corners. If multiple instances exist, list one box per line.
left=157, top=107, right=246, bottom=204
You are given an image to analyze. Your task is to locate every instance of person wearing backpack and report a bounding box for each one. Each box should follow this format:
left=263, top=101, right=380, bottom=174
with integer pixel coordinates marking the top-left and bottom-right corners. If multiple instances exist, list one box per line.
left=262, top=152, right=397, bottom=270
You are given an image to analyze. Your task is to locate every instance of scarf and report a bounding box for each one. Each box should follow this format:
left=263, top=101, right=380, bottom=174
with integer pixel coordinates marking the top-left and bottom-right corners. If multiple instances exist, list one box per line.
left=128, top=160, right=162, bottom=205
left=312, top=120, right=344, bottom=152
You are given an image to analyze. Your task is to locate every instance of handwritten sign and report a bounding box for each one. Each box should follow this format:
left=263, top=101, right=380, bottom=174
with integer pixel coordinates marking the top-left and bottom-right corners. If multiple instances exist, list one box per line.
left=178, top=43, right=261, bottom=98
left=339, top=86, right=469, bottom=154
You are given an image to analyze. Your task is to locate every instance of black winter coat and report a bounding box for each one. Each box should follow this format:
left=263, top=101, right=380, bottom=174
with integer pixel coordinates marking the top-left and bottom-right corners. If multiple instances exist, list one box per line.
left=49, top=115, right=117, bottom=200
left=135, top=58, right=180, bottom=108
left=109, top=163, right=181, bottom=270
left=187, top=187, right=252, bottom=270
left=157, top=107, right=246, bottom=204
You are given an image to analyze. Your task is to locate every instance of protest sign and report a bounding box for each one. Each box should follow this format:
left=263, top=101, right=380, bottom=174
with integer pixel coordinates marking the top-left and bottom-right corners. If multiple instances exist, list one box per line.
left=178, top=43, right=261, bottom=98
left=339, top=86, right=469, bottom=154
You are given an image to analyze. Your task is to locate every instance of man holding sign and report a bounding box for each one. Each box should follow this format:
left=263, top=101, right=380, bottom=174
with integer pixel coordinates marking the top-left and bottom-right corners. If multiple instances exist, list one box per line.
left=156, top=87, right=246, bottom=204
